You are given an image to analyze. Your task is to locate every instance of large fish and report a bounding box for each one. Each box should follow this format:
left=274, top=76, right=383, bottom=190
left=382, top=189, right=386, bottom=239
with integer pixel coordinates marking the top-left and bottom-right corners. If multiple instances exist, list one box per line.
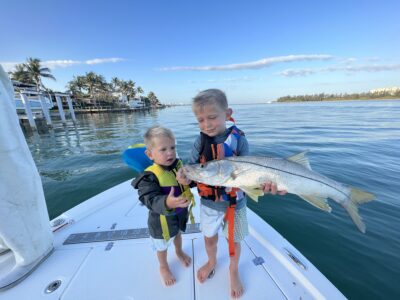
left=182, top=151, right=374, bottom=233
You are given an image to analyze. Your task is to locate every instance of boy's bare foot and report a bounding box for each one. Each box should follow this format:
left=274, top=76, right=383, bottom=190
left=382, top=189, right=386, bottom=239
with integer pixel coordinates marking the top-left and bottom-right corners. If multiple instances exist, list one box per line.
left=176, top=250, right=192, bottom=267
left=197, top=261, right=216, bottom=283
left=230, top=267, right=244, bottom=298
left=160, top=265, right=176, bottom=286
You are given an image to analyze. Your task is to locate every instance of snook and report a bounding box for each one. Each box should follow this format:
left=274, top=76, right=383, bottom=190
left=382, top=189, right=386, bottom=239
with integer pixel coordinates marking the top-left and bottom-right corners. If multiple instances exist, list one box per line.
left=182, top=152, right=374, bottom=233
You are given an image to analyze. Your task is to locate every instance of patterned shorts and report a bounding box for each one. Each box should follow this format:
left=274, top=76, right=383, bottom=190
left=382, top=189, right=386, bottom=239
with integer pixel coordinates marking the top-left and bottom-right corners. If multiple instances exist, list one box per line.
left=200, top=205, right=249, bottom=242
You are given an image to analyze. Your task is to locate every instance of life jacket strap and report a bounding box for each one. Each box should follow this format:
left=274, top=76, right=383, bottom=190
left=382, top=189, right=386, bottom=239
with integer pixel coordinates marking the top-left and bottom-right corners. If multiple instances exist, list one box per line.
left=224, top=204, right=236, bottom=257
left=160, top=215, right=170, bottom=241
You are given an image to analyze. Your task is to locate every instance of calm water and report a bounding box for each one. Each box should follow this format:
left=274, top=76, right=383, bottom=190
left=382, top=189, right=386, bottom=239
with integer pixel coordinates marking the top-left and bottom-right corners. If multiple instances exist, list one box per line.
left=26, top=101, right=400, bottom=299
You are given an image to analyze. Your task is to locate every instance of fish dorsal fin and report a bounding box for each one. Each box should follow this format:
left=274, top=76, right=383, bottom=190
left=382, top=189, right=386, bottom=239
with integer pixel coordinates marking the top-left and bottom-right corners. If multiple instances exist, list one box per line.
left=298, top=195, right=332, bottom=212
left=287, top=151, right=312, bottom=170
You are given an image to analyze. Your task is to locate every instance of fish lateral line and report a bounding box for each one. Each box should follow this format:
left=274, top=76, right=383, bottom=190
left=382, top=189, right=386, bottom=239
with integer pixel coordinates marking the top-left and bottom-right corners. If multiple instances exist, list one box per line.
left=223, top=157, right=349, bottom=199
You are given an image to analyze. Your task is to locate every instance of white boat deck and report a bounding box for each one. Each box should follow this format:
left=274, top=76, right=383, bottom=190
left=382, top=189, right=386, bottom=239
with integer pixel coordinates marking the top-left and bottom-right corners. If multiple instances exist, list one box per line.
left=1, top=180, right=345, bottom=300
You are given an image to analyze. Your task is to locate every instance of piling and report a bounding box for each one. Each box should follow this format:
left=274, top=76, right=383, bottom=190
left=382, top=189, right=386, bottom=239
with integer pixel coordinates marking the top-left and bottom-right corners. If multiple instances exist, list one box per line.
left=66, top=95, right=76, bottom=123
left=20, top=92, right=36, bottom=130
left=39, top=94, right=52, bottom=126
left=55, top=95, right=66, bottom=124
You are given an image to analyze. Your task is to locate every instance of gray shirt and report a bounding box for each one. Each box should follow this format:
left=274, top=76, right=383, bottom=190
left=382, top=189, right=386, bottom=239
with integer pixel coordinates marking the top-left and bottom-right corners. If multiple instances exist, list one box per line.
left=189, top=127, right=249, bottom=212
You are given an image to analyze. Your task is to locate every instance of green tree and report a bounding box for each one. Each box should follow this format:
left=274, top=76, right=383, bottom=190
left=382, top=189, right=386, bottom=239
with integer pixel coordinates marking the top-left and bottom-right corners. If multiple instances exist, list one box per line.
left=67, top=75, right=86, bottom=97
left=147, top=91, right=160, bottom=106
left=137, top=86, right=144, bottom=98
left=23, top=57, right=55, bottom=91
left=10, top=63, right=33, bottom=84
left=111, top=77, right=121, bottom=92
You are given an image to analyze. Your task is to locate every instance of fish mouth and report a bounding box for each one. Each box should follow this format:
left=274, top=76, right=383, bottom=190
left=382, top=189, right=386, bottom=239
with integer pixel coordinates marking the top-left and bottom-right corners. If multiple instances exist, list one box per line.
left=182, top=165, right=202, bottom=181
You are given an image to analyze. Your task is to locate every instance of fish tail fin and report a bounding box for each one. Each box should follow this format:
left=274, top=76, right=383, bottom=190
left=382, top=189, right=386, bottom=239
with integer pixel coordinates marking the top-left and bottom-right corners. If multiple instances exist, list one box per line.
left=342, top=187, right=375, bottom=233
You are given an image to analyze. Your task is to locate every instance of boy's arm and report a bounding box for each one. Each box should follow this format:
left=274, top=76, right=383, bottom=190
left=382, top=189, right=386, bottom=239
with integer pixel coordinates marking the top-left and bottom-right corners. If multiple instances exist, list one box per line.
left=188, top=135, right=202, bottom=164
left=132, top=173, right=170, bottom=215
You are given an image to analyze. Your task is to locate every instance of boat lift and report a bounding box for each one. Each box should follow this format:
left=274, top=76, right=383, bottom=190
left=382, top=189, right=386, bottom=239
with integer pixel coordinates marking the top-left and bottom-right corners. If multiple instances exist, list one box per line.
left=16, top=91, right=77, bottom=131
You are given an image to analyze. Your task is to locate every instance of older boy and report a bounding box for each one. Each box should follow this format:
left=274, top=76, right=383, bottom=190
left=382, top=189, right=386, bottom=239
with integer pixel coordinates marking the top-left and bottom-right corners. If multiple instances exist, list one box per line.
left=132, top=126, right=192, bottom=286
left=178, top=89, right=286, bottom=298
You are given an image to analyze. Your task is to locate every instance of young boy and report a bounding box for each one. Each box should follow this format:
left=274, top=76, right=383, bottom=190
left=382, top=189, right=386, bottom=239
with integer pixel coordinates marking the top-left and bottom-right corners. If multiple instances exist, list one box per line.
left=177, top=89, right=286, bottom=298
left=132, top=126, right=193, bottom=286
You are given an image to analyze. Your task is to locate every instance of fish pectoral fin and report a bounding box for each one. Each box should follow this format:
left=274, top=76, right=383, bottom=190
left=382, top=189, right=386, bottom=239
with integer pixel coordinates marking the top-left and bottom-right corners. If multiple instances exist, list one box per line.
left=230, top=167, right=252, bottom=180
left=241, top=186, right=264, bottom=202
left=287, top=151, right=312, bottom=170
left=298, top=195, right=332, bottom=212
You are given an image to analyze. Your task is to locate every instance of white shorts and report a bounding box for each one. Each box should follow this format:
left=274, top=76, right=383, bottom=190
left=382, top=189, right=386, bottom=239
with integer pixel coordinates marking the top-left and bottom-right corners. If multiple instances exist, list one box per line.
left=200, top=205, right=248, bottom=242
left=150, top=234, right=178, bottom=252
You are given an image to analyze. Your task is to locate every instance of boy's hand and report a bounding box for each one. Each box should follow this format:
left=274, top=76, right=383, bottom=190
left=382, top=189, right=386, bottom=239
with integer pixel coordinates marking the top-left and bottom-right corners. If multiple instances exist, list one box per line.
left=176, top=169, right=192, bottom=186
left=166, top=187, right=190, bottom=209
left=262, top=181, right=287, bottom=196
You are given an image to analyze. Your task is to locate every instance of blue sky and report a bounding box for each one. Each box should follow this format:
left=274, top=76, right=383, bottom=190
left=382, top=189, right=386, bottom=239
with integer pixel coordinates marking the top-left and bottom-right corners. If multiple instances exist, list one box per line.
left=1, top=0, right=399, bottom=103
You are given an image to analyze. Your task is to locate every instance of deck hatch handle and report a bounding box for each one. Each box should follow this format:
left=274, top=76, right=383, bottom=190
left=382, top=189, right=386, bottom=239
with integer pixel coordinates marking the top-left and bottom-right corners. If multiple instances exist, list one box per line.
left=45, top=280, right=62, bottom=293
left=252, top=256, right=265, bottom=266
left=284, top=248, right=307, bottom=270
left=105, top=242, right=114, bottom=251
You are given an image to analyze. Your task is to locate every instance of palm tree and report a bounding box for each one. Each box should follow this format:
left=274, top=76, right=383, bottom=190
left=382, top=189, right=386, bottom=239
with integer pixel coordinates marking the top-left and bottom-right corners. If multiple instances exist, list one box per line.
left=84, top=71, right=98, bottom=100
left=10, top=63, right=33, bottom=84
left=23, top=57, right=55, bottom=92
left=147, top=91, right=160, bottom=107
left=111, top=77, right=121, bottom=92
left=126, top=80, right=136, bottom=99
left=136, top=86, right=144, bottom=98
left=67, top=75, right=86, bottom=97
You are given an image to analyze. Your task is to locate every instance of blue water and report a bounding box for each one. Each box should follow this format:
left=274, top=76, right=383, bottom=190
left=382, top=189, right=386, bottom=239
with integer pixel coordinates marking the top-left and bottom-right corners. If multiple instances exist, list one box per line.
left=26, top=100, right=400, bottom=299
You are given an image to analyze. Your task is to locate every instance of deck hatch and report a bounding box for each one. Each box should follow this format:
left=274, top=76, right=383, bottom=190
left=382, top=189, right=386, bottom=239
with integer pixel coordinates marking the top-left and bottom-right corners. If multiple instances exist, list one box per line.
left=252, top=256, right=265, bottom=266
left=63, top=223, right=201, bottom=245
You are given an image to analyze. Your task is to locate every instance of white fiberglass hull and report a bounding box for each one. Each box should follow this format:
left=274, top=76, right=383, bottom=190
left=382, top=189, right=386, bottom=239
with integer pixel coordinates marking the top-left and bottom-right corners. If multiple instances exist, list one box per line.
left=0, top=180, right=345, bottom=300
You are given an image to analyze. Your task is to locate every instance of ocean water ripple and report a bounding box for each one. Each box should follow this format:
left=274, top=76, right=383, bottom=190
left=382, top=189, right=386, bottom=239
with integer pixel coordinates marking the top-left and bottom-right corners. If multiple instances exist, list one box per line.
left=26, top=100, right=400, bottom=299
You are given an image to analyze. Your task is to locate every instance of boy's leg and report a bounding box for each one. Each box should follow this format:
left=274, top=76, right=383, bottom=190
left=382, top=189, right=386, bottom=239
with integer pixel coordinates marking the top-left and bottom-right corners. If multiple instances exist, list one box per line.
left=223, top=206, right=248, bottom=298
left=156, top=250, right=176, bottom=286
left=198, top=205, right=225, bottom=283
left=229, top=242, right=243, bottom=298
left=173, top=232, right=191, bottom=267
left=197, top=234, right=218, bottom=283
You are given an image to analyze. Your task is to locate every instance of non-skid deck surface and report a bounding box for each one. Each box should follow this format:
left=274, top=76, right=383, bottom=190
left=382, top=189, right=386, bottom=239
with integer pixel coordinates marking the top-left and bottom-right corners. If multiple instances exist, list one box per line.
left=63, top=223, right=201, bottom=245
left=59, top=234, right=286, bottom=300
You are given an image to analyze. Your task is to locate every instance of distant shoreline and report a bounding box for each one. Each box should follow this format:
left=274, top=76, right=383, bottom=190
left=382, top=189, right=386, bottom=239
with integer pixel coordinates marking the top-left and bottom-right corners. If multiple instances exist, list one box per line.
left=168, top=98, right=400, bottom=106
left=276, top=97, right=400, bottom=103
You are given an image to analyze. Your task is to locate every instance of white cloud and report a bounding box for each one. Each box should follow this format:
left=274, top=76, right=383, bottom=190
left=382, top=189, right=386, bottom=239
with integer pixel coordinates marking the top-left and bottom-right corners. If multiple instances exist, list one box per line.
left=279, top=69, right=317, bottom=77
left=1, top=62, right=21, bottom=72
left=85, top=57, right=125, bottom=65
left=161, top=54, right=333, bottom=71
left=1, top=57, right=125, bottom=71
left=43, top=60, right=81, bottom=68
left=279, top=63, right=400, bottom=77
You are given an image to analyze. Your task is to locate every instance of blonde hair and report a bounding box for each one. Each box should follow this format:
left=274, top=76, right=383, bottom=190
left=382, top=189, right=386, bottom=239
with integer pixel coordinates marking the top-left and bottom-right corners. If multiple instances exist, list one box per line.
left=144, top=125, right=175, bottom=148
left=192, top=89, right=228, bottom=111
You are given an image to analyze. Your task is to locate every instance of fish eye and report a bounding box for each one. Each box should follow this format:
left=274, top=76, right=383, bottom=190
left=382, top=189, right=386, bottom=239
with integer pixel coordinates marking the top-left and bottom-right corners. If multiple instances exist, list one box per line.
left=200, top=164, right=204, bottom=168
